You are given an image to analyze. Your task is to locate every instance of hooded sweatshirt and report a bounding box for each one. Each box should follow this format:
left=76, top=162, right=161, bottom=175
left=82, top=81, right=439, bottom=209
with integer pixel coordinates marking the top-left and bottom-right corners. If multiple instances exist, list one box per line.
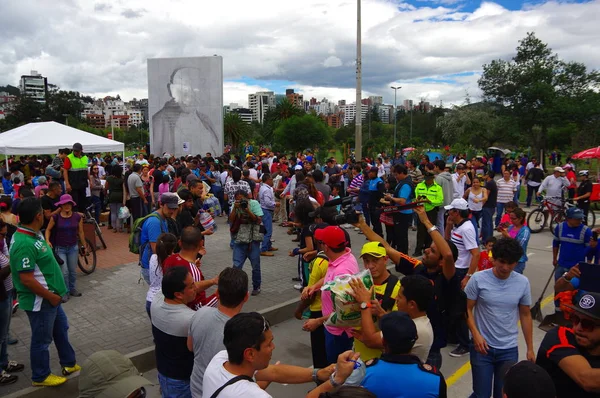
left=435, top=171, right=453, bottom=205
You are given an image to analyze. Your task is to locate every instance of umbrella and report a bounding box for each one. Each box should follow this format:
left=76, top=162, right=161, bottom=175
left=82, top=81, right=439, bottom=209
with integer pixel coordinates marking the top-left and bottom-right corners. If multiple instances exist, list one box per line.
left=402, top=147, right=415, bottom=152
left=572, top=146, right=600, bottom=159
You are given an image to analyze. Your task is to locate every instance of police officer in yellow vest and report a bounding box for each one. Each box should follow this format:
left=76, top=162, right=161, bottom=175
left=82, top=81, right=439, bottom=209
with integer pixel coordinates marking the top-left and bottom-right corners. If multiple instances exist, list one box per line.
left=63, top=143, right=89, bottom=212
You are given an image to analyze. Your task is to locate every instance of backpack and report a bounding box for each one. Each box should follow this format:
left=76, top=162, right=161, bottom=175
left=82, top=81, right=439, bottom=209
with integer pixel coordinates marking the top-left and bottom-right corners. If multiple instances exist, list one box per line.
left=129, top=213, right=163, bottom=255
left=380, top=274, right=399, bottom=312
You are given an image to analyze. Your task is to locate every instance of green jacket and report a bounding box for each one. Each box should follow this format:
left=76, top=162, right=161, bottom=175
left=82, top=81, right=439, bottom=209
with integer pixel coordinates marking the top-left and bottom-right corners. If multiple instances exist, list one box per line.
left=415, top=181, right=443, bottom=211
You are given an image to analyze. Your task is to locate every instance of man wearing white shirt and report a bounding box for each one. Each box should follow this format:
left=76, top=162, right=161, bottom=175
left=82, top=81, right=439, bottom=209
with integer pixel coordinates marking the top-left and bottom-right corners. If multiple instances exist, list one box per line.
left=452, top=164, right=470, bottom=199
left=537, top=167, right=570, bottom=209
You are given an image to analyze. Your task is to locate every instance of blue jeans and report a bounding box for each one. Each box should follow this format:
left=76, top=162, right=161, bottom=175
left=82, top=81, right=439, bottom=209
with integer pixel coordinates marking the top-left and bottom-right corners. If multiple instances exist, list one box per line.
left=471, top=211, right=481, bottom=245
left=141, top=267, right=151, bottom=285
left=25, top=301, right=76, bottom=382
left=513, top=184, right=520, bottom=204
left=0, top=289, right=13, bottom=369
left=481, top=207, right=495, bottom=241
left=56, top=245, right=78, bottom=293
left=233, top=241, right=261, bottom=290
left=91, top=195, right=101, bottom=223
left=324, top=329, right=353, bottom=365
left=158, top=372, right=191, bottom=398
left=145, top=300, right=152, bottom=319
left=514, top=262, right=526, bottom=274
left=261, top=209, right=273, bottom=252
left=469, top=345, right=518, bottom=398
left=495, top=203, right=506, bottom=228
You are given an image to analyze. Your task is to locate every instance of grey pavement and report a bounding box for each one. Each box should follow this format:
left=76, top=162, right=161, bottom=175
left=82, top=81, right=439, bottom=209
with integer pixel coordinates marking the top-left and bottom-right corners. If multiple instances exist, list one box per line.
left=3, top=212, right=561, bottom=397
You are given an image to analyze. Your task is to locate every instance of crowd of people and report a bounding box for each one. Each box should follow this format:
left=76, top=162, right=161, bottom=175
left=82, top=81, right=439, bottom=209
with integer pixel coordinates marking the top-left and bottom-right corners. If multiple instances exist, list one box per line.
left=0, top=144, right=598, bottom=398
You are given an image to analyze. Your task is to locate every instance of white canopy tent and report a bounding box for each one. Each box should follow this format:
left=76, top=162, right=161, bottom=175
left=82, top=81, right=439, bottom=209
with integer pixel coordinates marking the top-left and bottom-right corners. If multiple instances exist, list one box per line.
left=0, top=121, right=124, bottom=169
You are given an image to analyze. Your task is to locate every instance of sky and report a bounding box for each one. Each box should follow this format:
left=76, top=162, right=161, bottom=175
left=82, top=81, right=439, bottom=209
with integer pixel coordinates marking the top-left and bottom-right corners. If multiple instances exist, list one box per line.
left=1, top=0, right=598, bottom=108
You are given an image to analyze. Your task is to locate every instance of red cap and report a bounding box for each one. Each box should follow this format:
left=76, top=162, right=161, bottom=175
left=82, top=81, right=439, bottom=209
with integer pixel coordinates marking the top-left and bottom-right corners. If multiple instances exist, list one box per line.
left=314, top=226, right=347, bottom=249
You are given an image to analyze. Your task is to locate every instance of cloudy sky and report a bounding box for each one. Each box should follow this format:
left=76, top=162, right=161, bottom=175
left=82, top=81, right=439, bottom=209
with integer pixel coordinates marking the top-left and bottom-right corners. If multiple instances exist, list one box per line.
left=1, top=0, right=598, bottom=108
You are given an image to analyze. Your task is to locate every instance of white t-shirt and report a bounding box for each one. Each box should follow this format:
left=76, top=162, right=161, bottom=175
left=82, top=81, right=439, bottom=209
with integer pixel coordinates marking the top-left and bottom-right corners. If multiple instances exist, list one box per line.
left=146, top=254, right=162, bottom=303
left=202, top=350, right=272, bottom=398
left=412, top=316, right=434, bottom=363
left=451, top=220, right=478, bottom=269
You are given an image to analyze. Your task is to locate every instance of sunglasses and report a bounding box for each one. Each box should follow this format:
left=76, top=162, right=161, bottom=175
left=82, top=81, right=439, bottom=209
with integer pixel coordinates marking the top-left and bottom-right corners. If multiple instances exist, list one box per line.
left=570, top=313, right=600, bottom=332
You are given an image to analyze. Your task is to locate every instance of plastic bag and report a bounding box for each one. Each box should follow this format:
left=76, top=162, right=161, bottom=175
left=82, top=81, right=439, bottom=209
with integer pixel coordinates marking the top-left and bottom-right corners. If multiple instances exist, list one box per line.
left=203, top=195, right=222, bottom=217
left=198, top=210, right=217, bottom=232
left=118, top=206, right=131, bottom=220
left=321, top=269, right=375, bottom=328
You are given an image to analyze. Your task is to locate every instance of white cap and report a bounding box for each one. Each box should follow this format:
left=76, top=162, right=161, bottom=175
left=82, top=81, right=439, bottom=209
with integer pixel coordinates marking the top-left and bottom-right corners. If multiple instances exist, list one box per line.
left=457, top=159, right=466, bottom=164
left=294, top=164, right=303, bottom=170
left=444, top=198, right=469, bottom=211
left=554, top=167, right=565, bottom=173
left=579, top=170, right=589, bottom=176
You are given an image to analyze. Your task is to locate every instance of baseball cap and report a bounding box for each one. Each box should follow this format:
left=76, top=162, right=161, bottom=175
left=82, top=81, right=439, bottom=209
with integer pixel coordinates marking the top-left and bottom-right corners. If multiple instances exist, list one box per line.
left=160, top=193, right=180, bottom=209
left=306, top=155, right=313, bottom=162
left=294, top=164, right=303, bottom=171
left=579, top=170, right=589, bottom=176
left=73, top=142, right=83, bottom=151
left=554, top=166, right=565, bottom=173
left=566, top=207, right=584, bottom=220
left=261, top=152, right=267, bottom=156
left=79, top=350, right=153, bottom=398
left=503, top=361, right=555, bottom=398
left=457, top=159, right=466, bottom=164
left=565, top=292, right=600, bottom=321
left=424, top=171, right=435, bottom=178
left=379, top=312, right=417, bottom=347
left=563, top=164, right=573, bottom=169
left=360, top=242, right=387, bottom=258
left=444, top=198, right=469, bottom=211
left=314, top=226, right=348, bottom=249
left=186, top=174, right=199, bottom=183
left=174, top=193, right=185, bottom=205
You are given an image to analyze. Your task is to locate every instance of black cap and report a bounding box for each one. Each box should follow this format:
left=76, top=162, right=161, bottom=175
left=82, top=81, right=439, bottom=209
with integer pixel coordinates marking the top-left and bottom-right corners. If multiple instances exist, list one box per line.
left=369, top=166, right=378, bottom=173
left=73, top=142, right=83, bottom=151
left=566, top=292, right=600, bottom=321
left=503, top=361, right=555, bottom=398
left=379, top=312, right=417, bottom=347
left=424, top=171, right=435, bottom=178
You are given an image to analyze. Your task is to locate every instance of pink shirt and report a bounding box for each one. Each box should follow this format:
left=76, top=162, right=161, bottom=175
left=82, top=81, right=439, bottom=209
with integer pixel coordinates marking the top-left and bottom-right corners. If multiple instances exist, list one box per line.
left=158, top=182, right=170, bottom=195
left=321, top=248, right=360, bottom=336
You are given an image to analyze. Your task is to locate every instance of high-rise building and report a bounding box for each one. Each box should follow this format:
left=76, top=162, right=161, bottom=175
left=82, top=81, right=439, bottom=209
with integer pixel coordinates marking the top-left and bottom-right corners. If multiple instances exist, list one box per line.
left=403, top=99, right=413, bottom=111
left=19, top=70, right=48, bottom=103
left=248, top=91, right=275, bottom=124
left=224, top=103, right=253, bottom=124
left=286, top=89, right=304, bottom=109
left=340, top=103, right=368, bottom=126
left=369, top=96, right=383, bottom=106
left=378, top=105, right=394, bottom=124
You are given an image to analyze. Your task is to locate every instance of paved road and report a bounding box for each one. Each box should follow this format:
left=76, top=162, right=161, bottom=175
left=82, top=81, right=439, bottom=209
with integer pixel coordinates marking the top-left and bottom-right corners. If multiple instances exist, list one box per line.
left=4, top=214, right=559, bottom=397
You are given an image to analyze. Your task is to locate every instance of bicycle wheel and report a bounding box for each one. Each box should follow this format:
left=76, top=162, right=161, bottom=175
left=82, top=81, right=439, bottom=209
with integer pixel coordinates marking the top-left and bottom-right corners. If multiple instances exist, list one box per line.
left=94, top=221, right=107, bottom=249
left=587, top=209, right=596, bottom=228
left=549, top=212, right=565, bottom=236
left=77, top=238, right=97, bottom=274
left=527, top=209, right=547, bottom=233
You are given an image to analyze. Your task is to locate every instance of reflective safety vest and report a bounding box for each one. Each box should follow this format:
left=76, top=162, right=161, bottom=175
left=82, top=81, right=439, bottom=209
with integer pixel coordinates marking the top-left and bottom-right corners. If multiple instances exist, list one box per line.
left=67, top=153, right=89, bottom=190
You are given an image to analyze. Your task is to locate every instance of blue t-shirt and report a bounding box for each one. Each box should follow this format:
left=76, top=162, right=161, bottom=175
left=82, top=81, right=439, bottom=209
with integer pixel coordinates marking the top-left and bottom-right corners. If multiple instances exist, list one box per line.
left=465, top=269, right=532, bottom=349
left=140, top=213, right=168, bottom=269
left=2, top=178, right=13, bottom=196
left=553, top=223, right=592, bottom=269
left=396, top=182, right=413, bottom=215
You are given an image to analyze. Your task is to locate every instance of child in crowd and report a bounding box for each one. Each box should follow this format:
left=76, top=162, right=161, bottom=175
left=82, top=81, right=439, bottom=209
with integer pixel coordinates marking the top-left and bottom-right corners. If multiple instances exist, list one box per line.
left=498, top=201, right=518, bottom=228
left=2, top=172, right=13, bottom=196
left=11, top=178, right=22, bottom=199
left=158, top=174, right=170, bottom=196
left=478, top=236, right=497, bottom=271
left=331, top=183, right=341, bottom=212
left=145, top=233, right=178, bottom=318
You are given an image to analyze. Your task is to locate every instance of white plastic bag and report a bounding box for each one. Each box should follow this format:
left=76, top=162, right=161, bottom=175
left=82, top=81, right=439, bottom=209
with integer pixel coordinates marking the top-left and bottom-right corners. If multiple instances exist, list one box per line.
left=118, top=206, right=131, bottom=220
left=321, top=269, right=375, bottom=328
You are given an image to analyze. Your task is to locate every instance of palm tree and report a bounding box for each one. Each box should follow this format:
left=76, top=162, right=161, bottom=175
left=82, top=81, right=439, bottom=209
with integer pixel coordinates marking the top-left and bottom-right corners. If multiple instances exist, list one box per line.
left=224, top=113, right=250, bottom=151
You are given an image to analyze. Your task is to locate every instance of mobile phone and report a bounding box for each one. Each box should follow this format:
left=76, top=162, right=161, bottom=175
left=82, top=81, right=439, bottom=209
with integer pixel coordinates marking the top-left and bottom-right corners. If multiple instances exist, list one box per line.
left=578, top=262, right=600, bottom=292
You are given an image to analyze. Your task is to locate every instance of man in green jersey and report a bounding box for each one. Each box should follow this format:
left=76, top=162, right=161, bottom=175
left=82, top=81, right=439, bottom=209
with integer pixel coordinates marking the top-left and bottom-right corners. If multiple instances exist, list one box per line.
left=9, top=198, right=80, bottom=387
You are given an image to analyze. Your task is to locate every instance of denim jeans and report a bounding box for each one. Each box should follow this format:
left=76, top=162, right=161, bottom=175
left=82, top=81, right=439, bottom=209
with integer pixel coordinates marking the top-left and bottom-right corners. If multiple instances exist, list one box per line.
left=0, top=289, right=13, bottom=369
left=451, top=268, right=470, bottom=348
left=495, top=203, right=506, bottom=228
left=513, top=184, right=520, bottom=204
left=145, top=300, right=152, bottom=319
left=56, top=245, right=78, bottom=293
left=436, top=209, right=446, bottom=233
left=109, top=202, right=123, bottom=231
left=481, top=207, right=495, bottom=242
left=157, top=372, right=192, bottom=398
left=526, top=185, right=540, bottom=207
left=471, top=211, right=481, bottom=245
left=91, top=195, right=101, bottom=223
left=514, top=262, right=526, bottom=274
left=25, top=301, right=76, bottom=382
left=324, top=329, right=354, bottom=365
left=469, top=345, right=518, bottom=398
left=261, top=209, right=273, bottom=252
left=141, top=267, right=151, bottom=285
left=233, top=241, right=261, bottom=290
left=426, top=347, right=442, bottom=371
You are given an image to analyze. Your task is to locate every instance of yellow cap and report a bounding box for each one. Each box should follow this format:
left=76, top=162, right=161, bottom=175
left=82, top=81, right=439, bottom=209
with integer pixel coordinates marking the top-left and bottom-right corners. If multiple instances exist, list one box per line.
left=360, top=241, right=387, bottom=258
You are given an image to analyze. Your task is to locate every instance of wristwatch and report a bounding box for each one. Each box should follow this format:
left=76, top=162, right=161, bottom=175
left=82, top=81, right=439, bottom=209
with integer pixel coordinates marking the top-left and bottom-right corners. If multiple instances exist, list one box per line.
left=427, top=226, right=438, bottom=233
left=562, top=272, right=572, bottom=282
left=329, top=372, right=342, bottom=388
left=360, top=301, right=372, bottom=310
left=312, top=367, right=320, bottom=384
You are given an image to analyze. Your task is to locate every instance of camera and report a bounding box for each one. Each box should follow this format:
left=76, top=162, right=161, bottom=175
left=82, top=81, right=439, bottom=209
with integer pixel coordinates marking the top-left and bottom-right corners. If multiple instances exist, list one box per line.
left=240, top=200, right=248, bottom=209
left=323, top=196, right=359, bottom=225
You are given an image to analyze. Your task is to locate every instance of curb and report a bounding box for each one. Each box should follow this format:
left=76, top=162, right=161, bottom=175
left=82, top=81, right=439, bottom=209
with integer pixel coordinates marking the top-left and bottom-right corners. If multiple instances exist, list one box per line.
left=6, top=297, right=301, bottom=398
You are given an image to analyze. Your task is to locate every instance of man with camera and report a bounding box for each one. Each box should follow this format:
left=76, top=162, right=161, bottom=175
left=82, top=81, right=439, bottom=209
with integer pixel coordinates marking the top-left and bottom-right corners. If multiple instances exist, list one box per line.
left=229, top=190, right=263, bottom=296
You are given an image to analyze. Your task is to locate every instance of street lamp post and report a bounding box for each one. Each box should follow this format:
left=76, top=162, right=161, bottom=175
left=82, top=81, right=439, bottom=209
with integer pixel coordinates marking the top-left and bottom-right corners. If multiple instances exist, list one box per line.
left=410, top=105, right=413, bottom=142
left=390, top=86, right=401, bottom=153
left=354, top=0, right=362, bottom=160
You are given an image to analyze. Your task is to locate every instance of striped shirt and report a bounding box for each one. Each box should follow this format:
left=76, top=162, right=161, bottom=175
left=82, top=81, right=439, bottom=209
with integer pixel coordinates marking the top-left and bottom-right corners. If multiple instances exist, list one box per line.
left=451, top=220, right=478, bottom=269
left=0, top=239, right=12, bottom=293
left=496, top=178, right=517, bottom=204
left=348, top=173, right=364, bottom=197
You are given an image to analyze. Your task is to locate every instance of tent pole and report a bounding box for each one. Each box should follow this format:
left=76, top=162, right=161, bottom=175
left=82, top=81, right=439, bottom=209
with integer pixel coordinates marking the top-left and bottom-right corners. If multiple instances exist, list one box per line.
left=5, top=157, right=8, bottom=173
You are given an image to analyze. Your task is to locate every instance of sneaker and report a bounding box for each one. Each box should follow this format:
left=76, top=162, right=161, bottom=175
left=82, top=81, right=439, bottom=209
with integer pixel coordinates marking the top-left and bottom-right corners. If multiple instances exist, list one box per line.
left=11, top=300, right=18, bottom=314
left=357, top=231, right=364, bottom=235
left=268, top=247, right=278, bottom=251
left=251, top=288, right=261, bottom=296
left=0, top=370, right=17, bottom=385
left=69, top=289, right=82, bottom=297
left=293, top=284, right=303, bottom=291
left=32, top=374, right=67, bottom=387
left=354, top=227, right=360, bottom=231
left=61, top=364, right=81, bottom=376
left=61, top=295, right=70, bottom=303
left=449, top=345, right=470, bottom=358
left=4, top=361, right=24, bottom=372
left=292, top=277, right=302, bottom=282
left=260, top=252, right=274, bottom=257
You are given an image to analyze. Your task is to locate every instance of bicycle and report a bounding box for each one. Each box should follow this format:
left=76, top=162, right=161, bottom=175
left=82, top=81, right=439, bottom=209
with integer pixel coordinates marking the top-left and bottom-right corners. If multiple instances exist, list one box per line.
left=77, top=238, right=97, bottom=274
left=82, top=204, right=107, bottom=250
left=527, top=196, right=596, bottom=233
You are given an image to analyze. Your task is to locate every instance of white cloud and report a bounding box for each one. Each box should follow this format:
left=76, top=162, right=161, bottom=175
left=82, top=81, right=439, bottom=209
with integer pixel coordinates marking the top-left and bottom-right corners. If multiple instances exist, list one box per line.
left=0, top=0, right=598, bottom=108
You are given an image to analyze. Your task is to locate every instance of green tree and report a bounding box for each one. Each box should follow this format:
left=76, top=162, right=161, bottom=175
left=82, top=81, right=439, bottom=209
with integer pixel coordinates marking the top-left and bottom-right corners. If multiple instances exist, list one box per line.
left=273, top=114, right=332, bottom=152
left=8, top=95, right=43, bottom=126
left=42, top=87, right=84, bottom=123
left=478, top=32, right=600, bottom=161
left=224, top=112, right=251, bottom=150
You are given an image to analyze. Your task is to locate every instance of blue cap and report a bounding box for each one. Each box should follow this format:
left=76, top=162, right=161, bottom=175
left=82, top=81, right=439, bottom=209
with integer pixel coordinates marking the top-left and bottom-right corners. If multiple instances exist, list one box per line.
left=305, top=155, right=313, bottom=162
left=566, top=207, right=584, bottom=220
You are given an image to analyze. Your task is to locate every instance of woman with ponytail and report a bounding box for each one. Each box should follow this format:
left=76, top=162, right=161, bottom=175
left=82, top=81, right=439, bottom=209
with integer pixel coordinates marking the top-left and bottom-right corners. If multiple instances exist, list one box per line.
left=145, top=232, right=178, bottom=318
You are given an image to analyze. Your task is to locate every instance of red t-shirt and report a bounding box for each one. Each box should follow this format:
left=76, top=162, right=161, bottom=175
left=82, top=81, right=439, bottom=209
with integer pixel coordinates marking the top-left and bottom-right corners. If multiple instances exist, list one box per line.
left=63, top=157, right=72, bottom=170
left=162, top=254, right=216, bottom=310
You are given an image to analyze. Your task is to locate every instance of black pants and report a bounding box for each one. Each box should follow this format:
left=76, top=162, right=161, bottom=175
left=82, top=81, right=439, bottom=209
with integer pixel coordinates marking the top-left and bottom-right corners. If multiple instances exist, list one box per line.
left=369, top=207, right=383, bottom=237
left=69, top=188, right=88, bottom=213
left=309, top=310, right=328, bottom=369
left=416, top=207, right=439, bottom=254
left=130, top=197, right=145, bottom=221
left=449, top=267, right=470, bottom=348
left=385, top=224, right=396, bottom=249
left=393, top=213, right=412, bottom=254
